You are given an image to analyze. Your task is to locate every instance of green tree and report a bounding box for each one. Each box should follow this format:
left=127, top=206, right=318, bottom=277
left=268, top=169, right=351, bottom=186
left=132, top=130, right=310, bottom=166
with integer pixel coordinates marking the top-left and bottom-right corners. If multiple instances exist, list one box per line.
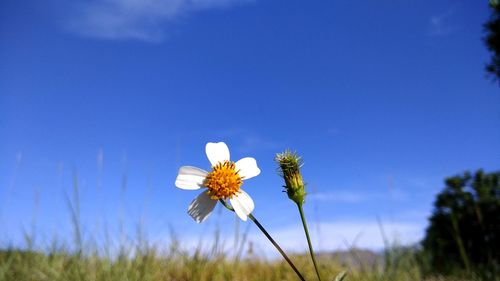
left=484, top=1, right=500, bottom=83
left=422, top=170, right=500, bottom=277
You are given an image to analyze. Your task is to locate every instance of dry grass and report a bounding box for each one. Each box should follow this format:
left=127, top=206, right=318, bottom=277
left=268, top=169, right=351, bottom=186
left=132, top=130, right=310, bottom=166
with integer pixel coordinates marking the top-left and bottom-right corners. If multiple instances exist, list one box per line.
left=0, top=244, right=485, bottom=281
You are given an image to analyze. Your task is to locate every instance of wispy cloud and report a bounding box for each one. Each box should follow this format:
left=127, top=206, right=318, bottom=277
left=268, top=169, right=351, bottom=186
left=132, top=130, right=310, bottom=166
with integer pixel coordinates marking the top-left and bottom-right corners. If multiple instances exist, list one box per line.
left=237, top=135, right=282, bottom=153
left=309, top=191, right=366, bottom=204
left=66, top=0, right=251, bottom=42
left=199, top=127, right=283, bottom=153
left=428, top=7, right=455, bottom=36
left=309, top=188, right=409, bottom=204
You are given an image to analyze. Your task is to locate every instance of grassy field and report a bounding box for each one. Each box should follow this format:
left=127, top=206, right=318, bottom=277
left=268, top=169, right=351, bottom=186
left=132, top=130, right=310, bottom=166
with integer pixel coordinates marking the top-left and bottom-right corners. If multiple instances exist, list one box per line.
left=0, top=208, right=489, bottom=281
left=0, top=242, right=486, bottom=281
left=1, top=175, right=494, bottom=281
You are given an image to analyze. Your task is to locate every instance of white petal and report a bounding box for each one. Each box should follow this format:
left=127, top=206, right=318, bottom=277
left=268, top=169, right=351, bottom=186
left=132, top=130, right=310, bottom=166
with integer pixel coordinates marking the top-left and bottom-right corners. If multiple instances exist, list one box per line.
left=230, top=190, right=255, bottom=221
left=188, top=191, right=217, bottom=223
left=175, top=166, right=208, bottom=190
left=235, top=157, right=261, bottom=180
left=206, top=142, right=230, bottom=166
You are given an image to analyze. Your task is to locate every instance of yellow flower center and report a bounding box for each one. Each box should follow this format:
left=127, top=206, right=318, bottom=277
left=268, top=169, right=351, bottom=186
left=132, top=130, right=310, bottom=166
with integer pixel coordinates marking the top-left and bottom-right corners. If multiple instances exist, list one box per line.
left=204, top=161, right=242, bottom=199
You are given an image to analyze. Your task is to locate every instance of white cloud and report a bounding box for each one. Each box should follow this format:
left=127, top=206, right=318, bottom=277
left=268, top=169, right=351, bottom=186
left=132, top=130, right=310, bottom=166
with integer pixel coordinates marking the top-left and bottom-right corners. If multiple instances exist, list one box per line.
left=66, top=0, right=251, bottom=42
left=269, top=220, right=425, bottom=253
left=153, top=219, right=425, bottom=258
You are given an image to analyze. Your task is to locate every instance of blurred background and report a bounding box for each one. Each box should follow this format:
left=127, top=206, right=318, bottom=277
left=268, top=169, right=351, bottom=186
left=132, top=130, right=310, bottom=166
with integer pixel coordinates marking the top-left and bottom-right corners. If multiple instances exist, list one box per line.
left=1, top=0, right=499, bottom=279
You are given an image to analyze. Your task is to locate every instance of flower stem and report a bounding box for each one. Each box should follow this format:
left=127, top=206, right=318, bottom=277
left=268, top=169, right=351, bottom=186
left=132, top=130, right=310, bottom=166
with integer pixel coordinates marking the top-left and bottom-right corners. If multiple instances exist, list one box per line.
left=297, top=203, right=322, bottom=281
left=219, top=199, right=306, bottom=281
left=247, top=214, right=306, bottom=281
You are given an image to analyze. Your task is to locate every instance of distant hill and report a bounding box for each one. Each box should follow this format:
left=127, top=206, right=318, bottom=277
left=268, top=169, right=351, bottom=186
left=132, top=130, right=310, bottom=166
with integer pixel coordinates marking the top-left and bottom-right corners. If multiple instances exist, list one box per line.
left=317, top=249, right=381, bottom=268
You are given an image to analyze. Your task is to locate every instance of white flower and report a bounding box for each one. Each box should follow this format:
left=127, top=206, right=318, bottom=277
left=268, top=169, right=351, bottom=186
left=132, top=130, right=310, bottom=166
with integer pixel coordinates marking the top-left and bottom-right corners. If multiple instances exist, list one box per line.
left=175, top=142, right=261, bottom=223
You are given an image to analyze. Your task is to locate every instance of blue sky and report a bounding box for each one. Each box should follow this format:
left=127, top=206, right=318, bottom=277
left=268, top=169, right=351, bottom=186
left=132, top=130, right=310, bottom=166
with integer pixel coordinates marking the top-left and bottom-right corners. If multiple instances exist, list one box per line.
left=1, top=0, right=499, bottom=255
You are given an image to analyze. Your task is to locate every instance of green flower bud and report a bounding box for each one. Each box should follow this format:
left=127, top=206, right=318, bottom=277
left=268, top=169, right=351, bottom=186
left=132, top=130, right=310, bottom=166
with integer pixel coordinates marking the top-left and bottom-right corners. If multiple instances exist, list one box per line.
left=275, top=150, right=306, bottom=205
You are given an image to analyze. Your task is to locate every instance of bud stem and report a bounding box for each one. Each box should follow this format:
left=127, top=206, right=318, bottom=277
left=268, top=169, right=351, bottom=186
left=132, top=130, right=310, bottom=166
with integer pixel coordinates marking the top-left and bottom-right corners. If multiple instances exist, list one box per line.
left=219, top=199, right=306, bottom=281
left=297, top=202, right=322, bottom=281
